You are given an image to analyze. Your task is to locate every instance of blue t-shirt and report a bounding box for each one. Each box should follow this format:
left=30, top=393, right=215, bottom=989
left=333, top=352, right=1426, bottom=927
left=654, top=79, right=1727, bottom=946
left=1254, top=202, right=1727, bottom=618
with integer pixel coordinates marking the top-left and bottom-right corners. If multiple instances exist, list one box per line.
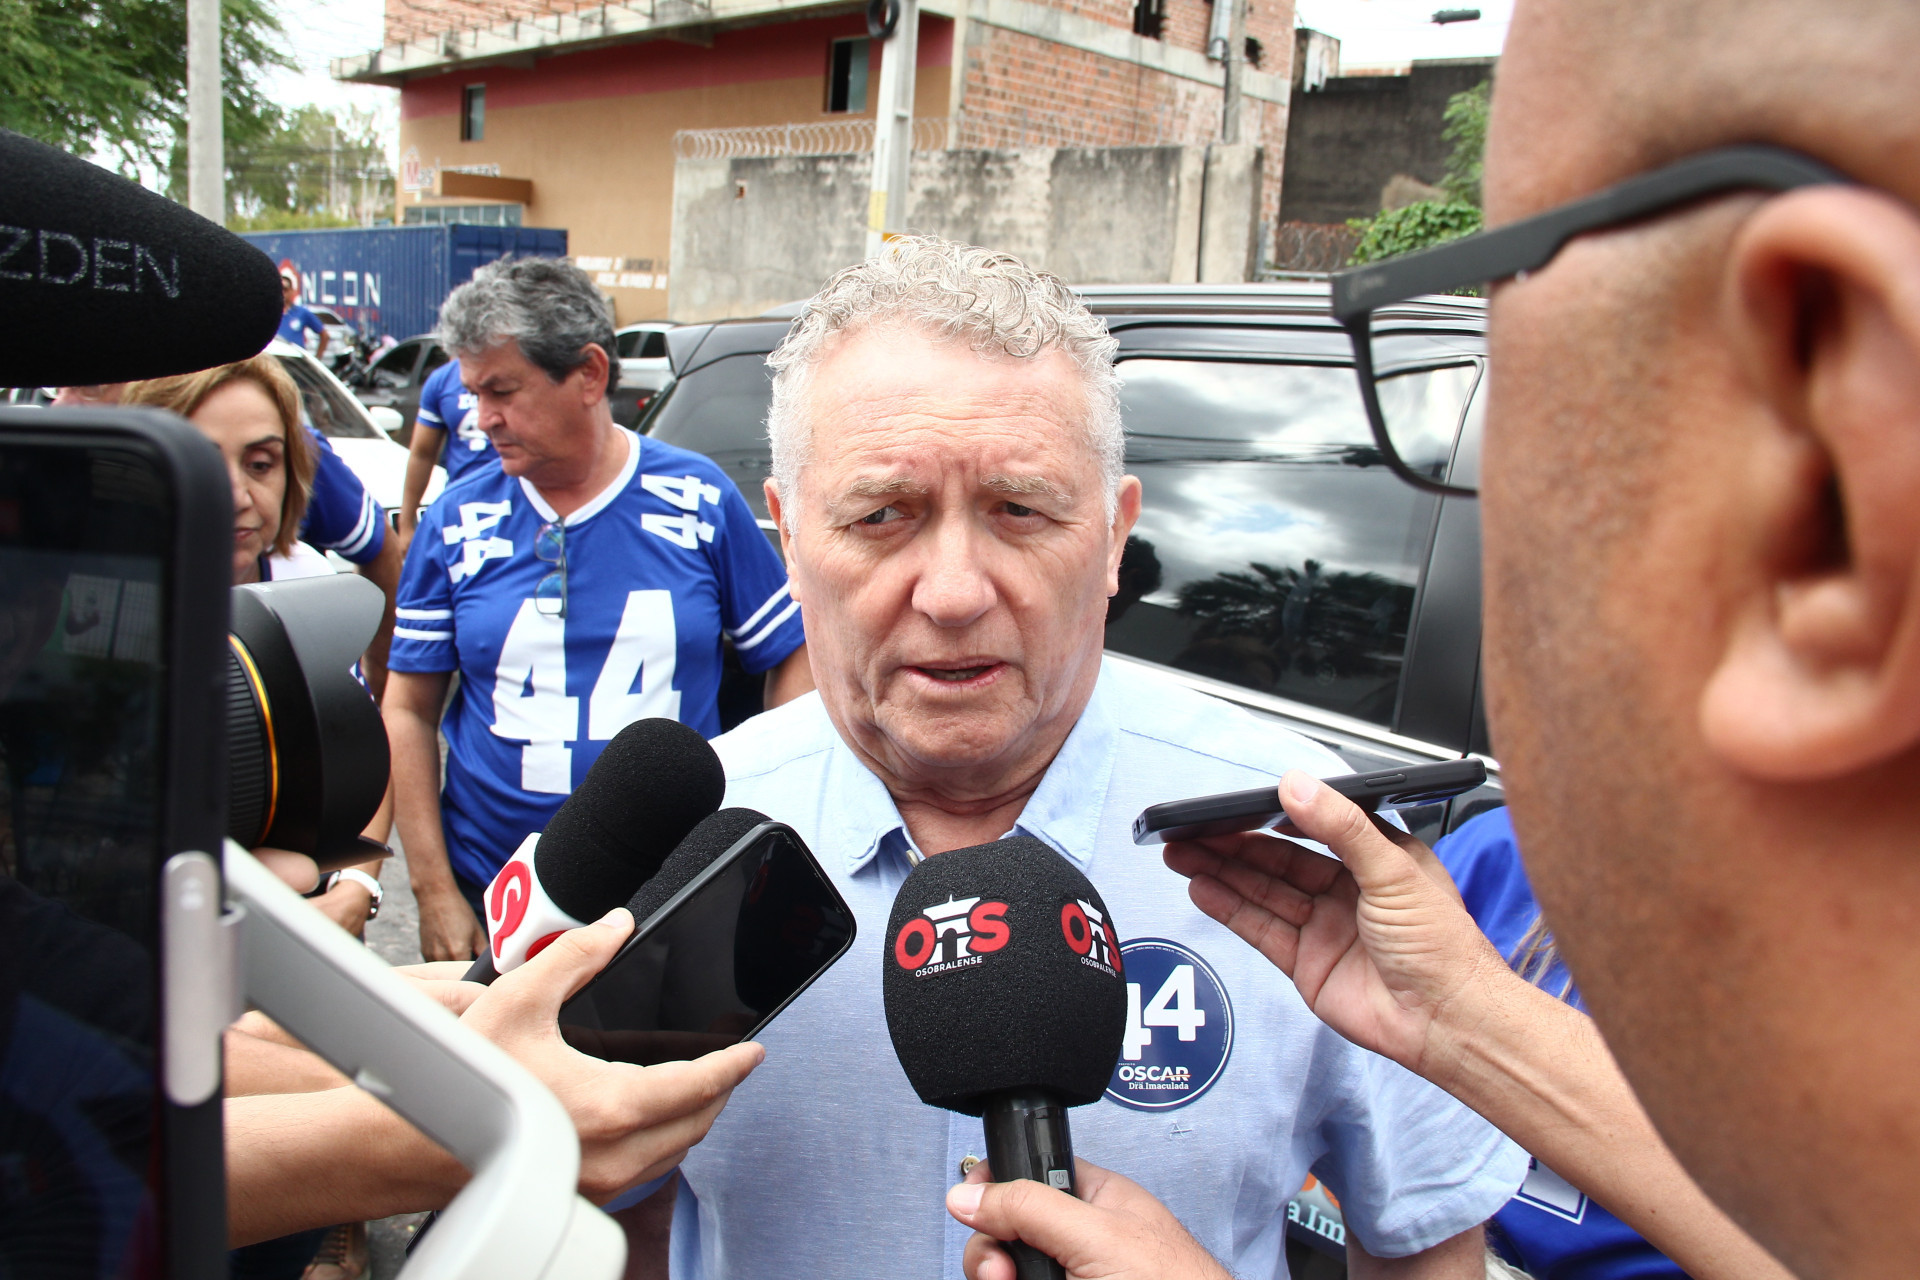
left=1435, top=808, right=1687, bottom=1280
left=388, top=429, right=805, bottom=886
left=299, top=428, right=386, bottom=564
left=276, top=304, right=325, bottom=351
left=415, top=359, right=498, bottom=482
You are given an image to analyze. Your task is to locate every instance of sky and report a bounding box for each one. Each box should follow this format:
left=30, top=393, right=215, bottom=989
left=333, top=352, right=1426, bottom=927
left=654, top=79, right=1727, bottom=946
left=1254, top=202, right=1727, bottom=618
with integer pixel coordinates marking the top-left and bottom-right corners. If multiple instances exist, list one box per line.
left=1290, top=0, right=1510, bottom=67
left=264, top=0, right=400, bottom=156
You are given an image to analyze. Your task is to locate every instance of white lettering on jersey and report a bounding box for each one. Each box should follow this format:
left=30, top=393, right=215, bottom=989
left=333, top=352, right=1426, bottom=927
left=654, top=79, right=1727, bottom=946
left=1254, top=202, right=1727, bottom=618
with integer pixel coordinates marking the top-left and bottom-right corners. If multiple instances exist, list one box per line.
left=587, top=590, right=681, bottom=737
left=490, top=600, right=578, bottom=795
left=489, top=593, right=684, bottom=794
left=642, top=511, right=716, bottom=549
left=641, top=473, right=722, bottom=511
left=445, top=500, right=515, bottom=582
left=456, top=399, right=486, bottom=452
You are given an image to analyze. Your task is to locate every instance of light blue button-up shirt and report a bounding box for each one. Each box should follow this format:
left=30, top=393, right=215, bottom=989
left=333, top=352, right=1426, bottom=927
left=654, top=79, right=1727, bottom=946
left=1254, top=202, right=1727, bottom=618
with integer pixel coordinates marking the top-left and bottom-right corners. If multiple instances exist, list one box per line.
left=672, top=658, right=1525, bottom=1280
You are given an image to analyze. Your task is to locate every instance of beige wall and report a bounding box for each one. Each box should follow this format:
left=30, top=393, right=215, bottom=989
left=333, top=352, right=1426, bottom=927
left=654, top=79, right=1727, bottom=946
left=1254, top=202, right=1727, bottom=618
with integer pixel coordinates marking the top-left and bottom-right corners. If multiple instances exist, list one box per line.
left=401, top=66, right=951, bottom=324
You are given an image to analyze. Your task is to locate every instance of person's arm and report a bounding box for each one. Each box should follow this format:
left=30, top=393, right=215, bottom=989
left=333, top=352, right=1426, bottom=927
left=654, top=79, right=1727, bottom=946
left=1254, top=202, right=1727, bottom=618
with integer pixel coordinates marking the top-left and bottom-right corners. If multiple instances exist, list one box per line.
left=226, top=910, right=763, bottom=1246
left=763, top=642, right=813, bottom=708
left=1162, top=773, right=1795, bottom=1280
left=356, top=532, right=403, bottom=701
left=383, top=668, right=486, bottom=961
left=401, top=423, right=444, bottom=539
left=1348, top=1226, right=1484, bottom=1279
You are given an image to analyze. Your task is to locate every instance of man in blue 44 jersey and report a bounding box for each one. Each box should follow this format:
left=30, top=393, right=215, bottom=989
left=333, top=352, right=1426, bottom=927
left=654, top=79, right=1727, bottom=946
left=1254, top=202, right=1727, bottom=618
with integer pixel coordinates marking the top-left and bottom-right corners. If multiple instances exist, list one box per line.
left=399, top=355, right=498, bottom=539
left=384, top=258, right=812, bottom=962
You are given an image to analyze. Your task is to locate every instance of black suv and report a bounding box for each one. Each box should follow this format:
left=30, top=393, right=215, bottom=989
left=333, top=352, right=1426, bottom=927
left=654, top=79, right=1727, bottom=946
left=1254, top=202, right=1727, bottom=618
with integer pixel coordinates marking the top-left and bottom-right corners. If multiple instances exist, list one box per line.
left=642, top=283, right=1497, bottom=843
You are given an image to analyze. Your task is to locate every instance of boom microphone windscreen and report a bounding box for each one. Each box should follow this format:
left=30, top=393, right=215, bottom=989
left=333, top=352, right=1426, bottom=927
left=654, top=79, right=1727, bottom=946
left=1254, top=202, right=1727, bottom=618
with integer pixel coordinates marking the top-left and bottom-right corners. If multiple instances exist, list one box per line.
left=882, top=837, right=1128, bottom=1115
left=0, top=130, right=283, bottom=387
left=625, top=807, right=772, bottom=926
left=537, top=717, right=727, bottom=921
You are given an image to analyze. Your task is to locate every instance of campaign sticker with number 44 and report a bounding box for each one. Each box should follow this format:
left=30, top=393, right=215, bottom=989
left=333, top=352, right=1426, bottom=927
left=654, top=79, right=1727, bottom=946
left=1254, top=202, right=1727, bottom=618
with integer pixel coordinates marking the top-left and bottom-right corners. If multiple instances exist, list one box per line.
left=1104, top=938, right=1234, bottom=1111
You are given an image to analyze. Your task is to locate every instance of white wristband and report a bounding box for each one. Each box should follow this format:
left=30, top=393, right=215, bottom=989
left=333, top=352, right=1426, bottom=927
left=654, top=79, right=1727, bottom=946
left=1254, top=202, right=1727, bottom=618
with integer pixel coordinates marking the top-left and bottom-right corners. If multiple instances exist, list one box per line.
left=336, top=867, right=385, bottom=919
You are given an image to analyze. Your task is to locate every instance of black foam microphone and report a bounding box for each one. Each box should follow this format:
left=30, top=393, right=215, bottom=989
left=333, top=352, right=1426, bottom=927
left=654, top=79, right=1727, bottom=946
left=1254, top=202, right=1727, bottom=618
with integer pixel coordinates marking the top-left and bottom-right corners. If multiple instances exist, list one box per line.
left=462, top=718, right=726, bottom=984
left=0, top=131, right=284, bottom=388
left=623, top=806, right=772, bottom=925
left=883, top=837, right=1128, bottom=1280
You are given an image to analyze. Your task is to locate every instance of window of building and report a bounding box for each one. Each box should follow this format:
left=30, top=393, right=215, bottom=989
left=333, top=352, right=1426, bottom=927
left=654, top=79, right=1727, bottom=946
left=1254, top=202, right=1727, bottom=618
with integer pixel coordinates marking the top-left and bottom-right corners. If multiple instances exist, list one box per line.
left=401, top=203, right=524, bottom=227
left=1132, top=0, right=1166, bottom=38
left=461, top=84, right=486, bottom=141
left=827, top=38, right=871, bottom=113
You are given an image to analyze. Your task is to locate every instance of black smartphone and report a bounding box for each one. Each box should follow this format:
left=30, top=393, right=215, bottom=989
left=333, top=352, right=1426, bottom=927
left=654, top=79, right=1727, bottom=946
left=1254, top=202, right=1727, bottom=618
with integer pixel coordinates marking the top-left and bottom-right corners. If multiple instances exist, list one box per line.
left=0, top=409, right=233, bottom=1277
left=558, top=820, right=856, bottom=1065
left=1131, top=758, right=1489, bottom=845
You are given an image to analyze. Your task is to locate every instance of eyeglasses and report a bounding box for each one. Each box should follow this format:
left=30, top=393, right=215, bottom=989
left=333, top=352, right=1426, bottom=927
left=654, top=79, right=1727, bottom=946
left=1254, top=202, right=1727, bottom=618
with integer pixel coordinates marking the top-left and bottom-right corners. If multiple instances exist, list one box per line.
left=1329, top=145, right=1850, bottom=498
left=535, top=520, right=567, bottom=618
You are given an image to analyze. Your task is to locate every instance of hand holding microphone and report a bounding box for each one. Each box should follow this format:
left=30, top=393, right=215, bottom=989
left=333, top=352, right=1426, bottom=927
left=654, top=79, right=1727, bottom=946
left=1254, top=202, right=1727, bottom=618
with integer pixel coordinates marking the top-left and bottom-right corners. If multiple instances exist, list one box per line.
left=947, top=1158, right=1232, bottom=1280
left=883, top=837, right=1128, bottom=1280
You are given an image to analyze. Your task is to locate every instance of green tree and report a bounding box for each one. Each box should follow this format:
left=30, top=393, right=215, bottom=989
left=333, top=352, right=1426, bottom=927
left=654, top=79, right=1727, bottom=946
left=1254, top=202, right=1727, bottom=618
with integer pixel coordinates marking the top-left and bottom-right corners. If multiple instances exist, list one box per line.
left=1345, top=77, right=1491, bottom=267
left=172, top=104, right=395, bottom=229
left=1440, top=78, right=1489, bottom=206
left=0, top=0, right=291, bottom=171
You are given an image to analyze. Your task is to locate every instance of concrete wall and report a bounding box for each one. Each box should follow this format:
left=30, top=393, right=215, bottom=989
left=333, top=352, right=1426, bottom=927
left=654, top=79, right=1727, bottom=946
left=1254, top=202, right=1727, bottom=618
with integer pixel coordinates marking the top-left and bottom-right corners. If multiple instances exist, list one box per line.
left=669, top=141, right=1261, bottom=320
left=1277, top=57, right=1494, bottom=225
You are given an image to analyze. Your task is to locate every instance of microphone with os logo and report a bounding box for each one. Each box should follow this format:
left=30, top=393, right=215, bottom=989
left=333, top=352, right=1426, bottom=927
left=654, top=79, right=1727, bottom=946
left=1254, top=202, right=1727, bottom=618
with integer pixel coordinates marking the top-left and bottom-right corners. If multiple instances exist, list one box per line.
left=462, top=717, right=726, bottom=983
left=882, top=837, right=1128, bottom=1280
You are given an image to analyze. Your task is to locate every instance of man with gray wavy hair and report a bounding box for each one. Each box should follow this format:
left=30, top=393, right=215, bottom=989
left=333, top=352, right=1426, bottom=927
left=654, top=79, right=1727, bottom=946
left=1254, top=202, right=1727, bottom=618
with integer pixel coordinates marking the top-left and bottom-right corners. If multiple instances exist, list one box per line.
left=385, top=256, right=812, bottom=964
left=657, top=237, right=1522, bottom=1279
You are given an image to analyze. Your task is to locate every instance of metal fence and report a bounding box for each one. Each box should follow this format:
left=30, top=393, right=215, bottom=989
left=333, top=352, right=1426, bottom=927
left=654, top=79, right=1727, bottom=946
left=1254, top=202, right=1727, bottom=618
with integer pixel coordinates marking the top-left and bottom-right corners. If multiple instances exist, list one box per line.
left=671, top=113, right=1199, bottom=160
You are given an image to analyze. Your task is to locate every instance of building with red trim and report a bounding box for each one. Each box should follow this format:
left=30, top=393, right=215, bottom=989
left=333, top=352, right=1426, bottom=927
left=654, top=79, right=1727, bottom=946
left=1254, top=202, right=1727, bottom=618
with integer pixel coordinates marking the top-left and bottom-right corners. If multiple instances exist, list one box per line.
left=336, top=0, right=1300, bottom=321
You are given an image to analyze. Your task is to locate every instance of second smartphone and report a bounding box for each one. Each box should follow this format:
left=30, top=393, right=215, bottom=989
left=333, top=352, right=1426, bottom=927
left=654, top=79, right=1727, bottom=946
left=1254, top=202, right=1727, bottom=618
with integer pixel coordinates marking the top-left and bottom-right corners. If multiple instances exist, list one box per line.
left=1132, top=758, right=1489, bottom=845
left=557, top=820, right=856, bottom=1066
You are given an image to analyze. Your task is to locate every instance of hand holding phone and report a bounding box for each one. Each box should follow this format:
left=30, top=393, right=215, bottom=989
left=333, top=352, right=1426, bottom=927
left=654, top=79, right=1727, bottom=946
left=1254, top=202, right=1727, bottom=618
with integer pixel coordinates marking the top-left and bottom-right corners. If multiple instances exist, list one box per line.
left=1131, top=759, right=1488, bottom=845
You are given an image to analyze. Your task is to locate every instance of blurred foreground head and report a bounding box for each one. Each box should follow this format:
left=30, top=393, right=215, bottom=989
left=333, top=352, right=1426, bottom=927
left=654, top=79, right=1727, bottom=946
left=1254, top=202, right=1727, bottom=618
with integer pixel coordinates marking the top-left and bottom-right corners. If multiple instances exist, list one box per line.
left=1481, top=2, right=1920, bottom=1275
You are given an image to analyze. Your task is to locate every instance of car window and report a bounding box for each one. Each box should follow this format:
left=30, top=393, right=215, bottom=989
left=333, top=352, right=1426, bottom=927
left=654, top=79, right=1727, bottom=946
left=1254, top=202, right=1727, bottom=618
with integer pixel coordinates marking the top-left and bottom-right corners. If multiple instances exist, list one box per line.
left=421, top=344, right=451, bottom=377
left=639, top=331, right=669, bottom=359
left=616, top=331, right=641, bottom=358
left=312, top=309, right=342, bottom=325
left=1107, top=358, right=1470, bottom=727
left=276, top=355, right=381, bottom=439
left=371, top=341, right=421, bottom=388
left=645, top=353, right=772, bottom=456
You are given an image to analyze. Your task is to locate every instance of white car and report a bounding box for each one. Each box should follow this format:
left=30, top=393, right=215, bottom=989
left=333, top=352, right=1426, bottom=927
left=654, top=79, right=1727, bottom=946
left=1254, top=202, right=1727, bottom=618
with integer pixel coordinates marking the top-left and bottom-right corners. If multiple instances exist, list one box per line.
left=268, top=339, right=446, bottom=517
left=614, top=322, right=676, bottom=396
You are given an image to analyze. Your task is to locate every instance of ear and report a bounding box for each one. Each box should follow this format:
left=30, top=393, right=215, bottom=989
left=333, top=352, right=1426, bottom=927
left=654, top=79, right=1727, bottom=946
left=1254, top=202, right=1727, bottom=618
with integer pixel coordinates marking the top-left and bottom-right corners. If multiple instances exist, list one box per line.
left=1106, top=476, right=1143, bottom=596
left=575, top=345, right=611, bottom=407
left=764, top=478, right=804, bottom=605
left=1700, top=187, right=1920, bottom=780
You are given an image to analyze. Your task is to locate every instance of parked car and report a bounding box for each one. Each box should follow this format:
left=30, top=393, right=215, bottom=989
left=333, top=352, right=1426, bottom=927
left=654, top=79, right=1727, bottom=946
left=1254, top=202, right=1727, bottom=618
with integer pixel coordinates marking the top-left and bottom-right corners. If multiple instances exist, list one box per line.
left=307, top=306, right=361, bottom=371
left=269, top=339, right=446, bottom=517
left=614, top=321, right=676, bottom=419
left=643, top=282, right=1492, bottom=1274
left=352, top=331, right=660, bottom=437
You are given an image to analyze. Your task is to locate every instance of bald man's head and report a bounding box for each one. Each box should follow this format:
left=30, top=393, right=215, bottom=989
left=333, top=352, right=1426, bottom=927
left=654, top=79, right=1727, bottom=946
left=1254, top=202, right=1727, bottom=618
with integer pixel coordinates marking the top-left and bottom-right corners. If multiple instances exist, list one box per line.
left=1488, top=0, right=1920, bottom=224
left=1481, top=4, right=1920, bottom=1278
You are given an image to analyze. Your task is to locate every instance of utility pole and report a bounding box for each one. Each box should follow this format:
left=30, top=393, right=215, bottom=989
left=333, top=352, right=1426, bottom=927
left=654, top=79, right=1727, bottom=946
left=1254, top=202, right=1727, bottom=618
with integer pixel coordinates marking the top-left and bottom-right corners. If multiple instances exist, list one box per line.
left=1219, top=0, right=1247, bottom=143
left=186, top=0, right=223, bottom=222
left=865, top=0, right=919, bottom=259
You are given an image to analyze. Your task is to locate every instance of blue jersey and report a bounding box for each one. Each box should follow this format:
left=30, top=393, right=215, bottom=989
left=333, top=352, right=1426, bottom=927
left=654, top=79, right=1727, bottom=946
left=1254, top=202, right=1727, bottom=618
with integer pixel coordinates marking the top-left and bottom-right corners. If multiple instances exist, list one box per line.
left=299, top=428, right=386, bottom=564
left=389, top=430, right=805, bottom=887
left=1435, top=809, right=1685, bottom=1280
left=415, top=359, right=498, bottom=482
left=277, top=304, right=325, bottom=350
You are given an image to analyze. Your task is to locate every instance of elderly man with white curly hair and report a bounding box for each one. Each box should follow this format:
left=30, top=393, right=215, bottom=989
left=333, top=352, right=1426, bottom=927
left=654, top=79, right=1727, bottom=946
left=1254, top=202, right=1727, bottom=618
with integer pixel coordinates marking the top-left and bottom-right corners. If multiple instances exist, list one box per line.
left=645, top=238, right=1525, bottom=1280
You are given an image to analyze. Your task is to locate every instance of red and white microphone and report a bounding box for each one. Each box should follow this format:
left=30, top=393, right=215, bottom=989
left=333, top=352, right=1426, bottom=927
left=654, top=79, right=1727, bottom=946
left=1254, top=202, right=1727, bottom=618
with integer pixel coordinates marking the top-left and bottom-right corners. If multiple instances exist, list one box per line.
left=460, top=718, right=727, bottom=984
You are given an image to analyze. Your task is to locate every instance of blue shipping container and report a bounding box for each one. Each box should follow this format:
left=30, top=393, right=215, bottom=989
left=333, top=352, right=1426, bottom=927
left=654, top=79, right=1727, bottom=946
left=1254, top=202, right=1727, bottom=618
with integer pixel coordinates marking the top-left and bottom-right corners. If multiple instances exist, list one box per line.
left=238, top=224, right=568, bottom=344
